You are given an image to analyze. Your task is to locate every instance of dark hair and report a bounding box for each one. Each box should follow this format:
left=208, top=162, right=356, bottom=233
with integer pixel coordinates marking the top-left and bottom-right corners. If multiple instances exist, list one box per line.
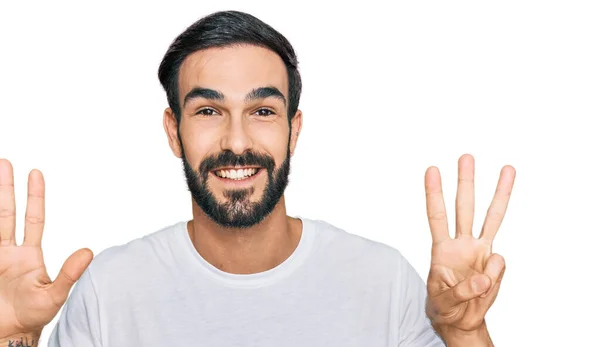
left=158, top=10, right=302, bottom=124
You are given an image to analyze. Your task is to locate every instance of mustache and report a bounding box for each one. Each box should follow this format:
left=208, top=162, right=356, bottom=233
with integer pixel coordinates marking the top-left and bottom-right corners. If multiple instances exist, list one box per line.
left=198, top=150, right=276, bottom=178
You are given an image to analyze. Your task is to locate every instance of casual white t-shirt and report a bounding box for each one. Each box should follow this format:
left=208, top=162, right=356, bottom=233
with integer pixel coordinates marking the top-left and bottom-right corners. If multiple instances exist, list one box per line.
left=47, top=217, right=445, bottom=346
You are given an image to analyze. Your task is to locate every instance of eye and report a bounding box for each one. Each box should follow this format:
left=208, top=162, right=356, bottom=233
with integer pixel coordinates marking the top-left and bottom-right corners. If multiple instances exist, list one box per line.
left=255, top=108, right=275, bottom=117
left=196, top=108, right=219, bottom=116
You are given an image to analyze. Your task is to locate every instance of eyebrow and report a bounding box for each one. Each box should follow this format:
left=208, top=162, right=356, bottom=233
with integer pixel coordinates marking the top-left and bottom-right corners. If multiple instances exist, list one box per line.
left=245, top=87, right=287, bottom=106
left=183, top=88, right=224, bottom=107
left=182, top=86, right=287, bottom=108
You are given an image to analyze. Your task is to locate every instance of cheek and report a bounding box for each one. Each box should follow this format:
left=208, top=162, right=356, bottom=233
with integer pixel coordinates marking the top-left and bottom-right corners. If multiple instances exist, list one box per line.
left=249, top=122, right=290, bottom=159
left=180, top=123, right=221, bottom=166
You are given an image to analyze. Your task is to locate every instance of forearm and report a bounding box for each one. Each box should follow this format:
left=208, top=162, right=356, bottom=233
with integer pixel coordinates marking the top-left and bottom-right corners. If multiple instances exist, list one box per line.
left=434, top=321, right=494, bottom=347
left=0, top=331, right=41, bottom=347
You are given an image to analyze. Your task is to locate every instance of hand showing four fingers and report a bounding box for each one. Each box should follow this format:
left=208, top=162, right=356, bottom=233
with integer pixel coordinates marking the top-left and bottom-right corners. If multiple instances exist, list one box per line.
left=0, top=159, right=93, bottom=338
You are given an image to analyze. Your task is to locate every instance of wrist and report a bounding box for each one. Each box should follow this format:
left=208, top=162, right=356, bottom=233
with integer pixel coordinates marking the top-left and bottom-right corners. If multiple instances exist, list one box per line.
left=0, top=331, right=41, bottom=347
left=434, top=321, right=493, bottom=347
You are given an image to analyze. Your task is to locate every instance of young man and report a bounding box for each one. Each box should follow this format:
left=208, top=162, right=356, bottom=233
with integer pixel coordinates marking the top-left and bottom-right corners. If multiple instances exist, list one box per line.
left=0, top=10, right=515, bottom=347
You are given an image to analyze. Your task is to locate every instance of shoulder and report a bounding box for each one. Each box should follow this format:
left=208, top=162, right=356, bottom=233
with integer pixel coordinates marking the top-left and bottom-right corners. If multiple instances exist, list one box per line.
left=85, top=221, right=186, bottom=283
left=306, top=217, right=404, bottom=260
left=303, top=217, right=412, bottom=280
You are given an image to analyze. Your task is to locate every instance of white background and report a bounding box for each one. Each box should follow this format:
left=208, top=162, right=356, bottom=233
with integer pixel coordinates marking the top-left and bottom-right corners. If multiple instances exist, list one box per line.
left=1, top=1, right=598, bottom=346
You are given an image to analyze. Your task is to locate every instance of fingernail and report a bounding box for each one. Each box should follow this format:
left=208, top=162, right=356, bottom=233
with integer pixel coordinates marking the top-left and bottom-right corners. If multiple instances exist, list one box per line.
left=472, top=277, right=487, bottom=293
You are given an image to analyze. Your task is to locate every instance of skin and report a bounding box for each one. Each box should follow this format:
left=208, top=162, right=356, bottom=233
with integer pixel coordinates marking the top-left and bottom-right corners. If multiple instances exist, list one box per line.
left=424, top=154, right=516, bottom=346
left=163, top=45, right=303, bottom=274
left=0, top=165, right=92, bottom=346
left=0, top=44, right=516, bottom=346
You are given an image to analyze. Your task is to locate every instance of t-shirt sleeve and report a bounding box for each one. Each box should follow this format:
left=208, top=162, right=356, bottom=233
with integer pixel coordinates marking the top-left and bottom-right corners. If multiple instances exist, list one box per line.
left=47, top=267, right=103, bottom=347
left=396, top=253, right=446, bottom=347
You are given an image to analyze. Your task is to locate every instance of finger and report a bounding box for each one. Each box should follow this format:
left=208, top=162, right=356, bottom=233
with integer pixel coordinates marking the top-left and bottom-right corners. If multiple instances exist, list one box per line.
left=455, top=154, right=475, bottom=238
left=0, top=159, right=17, bottom=246
left=479, top=165, right=516, bottom=241
left=480, top=264, right=506, bottom=309
left=23, top=169, right=46, bottom=247
left=425, top=166, right=450, bottom=243
left=436, top=274, right=491, bottom=312
left=49, top=248, right=94, bottom=305
left=481, top=253, right=506, bottom=298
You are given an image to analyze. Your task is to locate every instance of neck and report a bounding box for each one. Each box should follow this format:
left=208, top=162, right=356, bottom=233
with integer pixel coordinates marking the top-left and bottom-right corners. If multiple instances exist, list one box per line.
left=187, top=196, right=302, bottom=275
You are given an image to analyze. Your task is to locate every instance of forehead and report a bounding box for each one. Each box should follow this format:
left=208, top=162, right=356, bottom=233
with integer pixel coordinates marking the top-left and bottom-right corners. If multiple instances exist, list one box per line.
left=178, top=45, right=289, bottom=103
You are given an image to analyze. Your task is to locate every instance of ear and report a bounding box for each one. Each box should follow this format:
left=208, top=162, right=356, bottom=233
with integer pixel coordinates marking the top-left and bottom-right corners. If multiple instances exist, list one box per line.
left=289, top=109, right=303, bottom=157
left=163, top=108, right=183, bottom=158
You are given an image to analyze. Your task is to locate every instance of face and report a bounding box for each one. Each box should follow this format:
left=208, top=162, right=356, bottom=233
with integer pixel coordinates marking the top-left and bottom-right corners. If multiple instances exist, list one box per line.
left=164, top=45, right=302, bottom=228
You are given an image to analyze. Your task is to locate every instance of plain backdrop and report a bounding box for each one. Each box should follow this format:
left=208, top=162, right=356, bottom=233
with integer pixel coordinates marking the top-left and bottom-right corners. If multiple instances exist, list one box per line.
left=1, top=1, right=598, bottom=346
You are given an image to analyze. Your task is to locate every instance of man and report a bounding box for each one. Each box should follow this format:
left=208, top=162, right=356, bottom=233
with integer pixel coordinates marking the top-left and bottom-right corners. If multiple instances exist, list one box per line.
left=0, top=10, right=515, bottom=347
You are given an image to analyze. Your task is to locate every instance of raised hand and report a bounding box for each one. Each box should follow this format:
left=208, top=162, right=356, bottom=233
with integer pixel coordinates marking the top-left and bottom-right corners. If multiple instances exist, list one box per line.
left=0, top=159, right=93, bottom=339
left=424, top=154, right=515, bottom=343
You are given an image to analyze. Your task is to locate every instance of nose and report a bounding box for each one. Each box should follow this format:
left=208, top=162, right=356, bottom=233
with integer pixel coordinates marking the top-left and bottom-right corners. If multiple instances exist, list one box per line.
left=220, top=115, right=252, bottom=155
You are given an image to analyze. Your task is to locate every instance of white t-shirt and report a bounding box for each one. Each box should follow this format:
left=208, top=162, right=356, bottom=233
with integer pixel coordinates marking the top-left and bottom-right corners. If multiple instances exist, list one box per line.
left=48, top=218, right=445, bottom=346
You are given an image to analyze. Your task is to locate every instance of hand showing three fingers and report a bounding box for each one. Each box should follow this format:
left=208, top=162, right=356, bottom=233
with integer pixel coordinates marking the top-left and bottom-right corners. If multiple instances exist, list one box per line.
left=0, top=159, right=93, bottom=338
left=424, top=154, right=516, bottom=343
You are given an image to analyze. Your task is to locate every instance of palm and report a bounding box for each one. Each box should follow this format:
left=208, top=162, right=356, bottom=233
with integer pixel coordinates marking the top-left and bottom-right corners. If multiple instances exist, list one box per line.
left=0, top=159, right=93, bottom=338
left=0, top=245, right=54, bottom=332
left=423, top=154, right=515, bottom=332
left=429, top=237, right=494, bottom=330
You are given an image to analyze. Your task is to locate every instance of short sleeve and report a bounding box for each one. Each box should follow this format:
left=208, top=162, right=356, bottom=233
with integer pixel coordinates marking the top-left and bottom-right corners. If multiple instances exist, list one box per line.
left=47, top=266, right=103, bottom=347
left=396, top=254, right=446, bottom=347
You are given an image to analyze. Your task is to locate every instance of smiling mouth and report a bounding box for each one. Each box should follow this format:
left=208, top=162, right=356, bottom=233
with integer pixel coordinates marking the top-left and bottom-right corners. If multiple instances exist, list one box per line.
left=212, top=167, right=262, bottom=181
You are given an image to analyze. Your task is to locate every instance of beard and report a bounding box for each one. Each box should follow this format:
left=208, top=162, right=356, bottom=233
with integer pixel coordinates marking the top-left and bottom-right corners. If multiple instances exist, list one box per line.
left=181, top=144, right=291, bottom=229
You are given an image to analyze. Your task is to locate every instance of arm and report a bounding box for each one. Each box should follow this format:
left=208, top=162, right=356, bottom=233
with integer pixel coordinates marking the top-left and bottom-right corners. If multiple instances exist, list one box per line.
left=433, top=321, right=493, bottom=347
left=0, top=332, right=41, bottom=347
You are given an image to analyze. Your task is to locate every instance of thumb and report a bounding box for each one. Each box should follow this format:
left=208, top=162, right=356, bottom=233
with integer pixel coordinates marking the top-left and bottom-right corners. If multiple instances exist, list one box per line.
left=48, top=248, right=94, bottom=304
left=436, top=273, right=491, bottom=314
left=453, top=274, right=491, bottom=303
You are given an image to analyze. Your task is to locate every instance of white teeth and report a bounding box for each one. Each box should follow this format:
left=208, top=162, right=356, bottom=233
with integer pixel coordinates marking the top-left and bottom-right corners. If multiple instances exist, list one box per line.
left=215, top=168, right=258, bottom=180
